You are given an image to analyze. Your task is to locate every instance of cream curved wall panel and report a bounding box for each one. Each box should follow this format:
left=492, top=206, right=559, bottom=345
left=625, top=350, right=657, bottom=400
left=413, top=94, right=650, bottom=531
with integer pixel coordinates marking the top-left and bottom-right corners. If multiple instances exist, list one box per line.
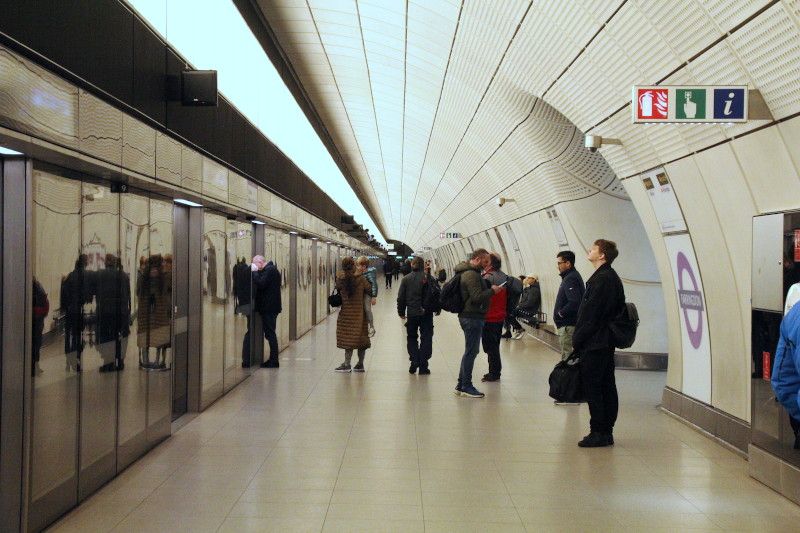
left=701, top=0, right=774, bottom=34
left=228, top=172, right=249, bottom=209
left=257, top=187, right=271, bottom=217
left=729, top=3, right=800, bottom=120
left=180, top=146, right=202, bottom=192
left=666, top=156, right=749, bottom=418
left=202, top=157, right=229, bottom=202
left=79, top=90, right=122, bottom=165
left=155, top=132, right=181, bottom=186
left=623, top=175, right=683, bottom=388
left=601, top=112, right=660, bottom=179
left=777, top=116, right=800, bottom=177
left=734, top=126, right=800, bottom=213
left=0, top=46, right=78, bottom=148
left=122, top=114, right=155, bottom=177
left=638, top=0, right=719, bottom=62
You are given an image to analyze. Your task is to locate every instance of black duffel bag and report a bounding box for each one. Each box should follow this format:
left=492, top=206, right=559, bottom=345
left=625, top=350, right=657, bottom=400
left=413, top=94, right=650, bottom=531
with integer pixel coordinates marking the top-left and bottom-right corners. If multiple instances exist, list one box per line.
left=548, top=352, right=583, bottom=403
left=328, top=287, right=342, bottom=308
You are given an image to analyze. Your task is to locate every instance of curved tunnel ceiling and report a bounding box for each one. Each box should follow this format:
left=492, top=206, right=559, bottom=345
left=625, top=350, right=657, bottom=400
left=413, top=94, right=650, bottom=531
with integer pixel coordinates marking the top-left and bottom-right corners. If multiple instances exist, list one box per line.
left=247, top=0, right=800, bottom=250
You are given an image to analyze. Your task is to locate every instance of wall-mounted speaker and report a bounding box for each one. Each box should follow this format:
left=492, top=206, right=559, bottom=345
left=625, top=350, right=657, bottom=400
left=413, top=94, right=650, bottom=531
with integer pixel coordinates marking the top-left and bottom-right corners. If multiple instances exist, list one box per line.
left=181, top=70, right=218, bottom=106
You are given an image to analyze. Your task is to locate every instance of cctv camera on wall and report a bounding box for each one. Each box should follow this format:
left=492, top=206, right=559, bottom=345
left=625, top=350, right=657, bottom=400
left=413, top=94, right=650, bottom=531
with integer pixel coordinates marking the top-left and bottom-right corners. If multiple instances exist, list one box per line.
left=585, top=135, right=622, bottom=153
left=585, top=135, right=602, bottom=153
left=496, top=197, right=506, bottom=207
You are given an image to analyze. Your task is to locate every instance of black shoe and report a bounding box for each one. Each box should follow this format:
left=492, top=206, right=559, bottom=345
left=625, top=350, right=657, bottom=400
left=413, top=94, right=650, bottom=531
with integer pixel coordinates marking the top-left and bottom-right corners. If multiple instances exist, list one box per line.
left=481, top=373, right=500, bottom=382
left=578, top=432, right=610, bottom=448
left=501, top=332, right=512, bottom=339
left=419, top=367, right=431, bottom=375
left=606, top=433, right=614, bottom=445
left=260, top=359, right=279, bottom=368
left=409, top=364, right=418, bottom=374
left=241, top=361, right=252, bottom=368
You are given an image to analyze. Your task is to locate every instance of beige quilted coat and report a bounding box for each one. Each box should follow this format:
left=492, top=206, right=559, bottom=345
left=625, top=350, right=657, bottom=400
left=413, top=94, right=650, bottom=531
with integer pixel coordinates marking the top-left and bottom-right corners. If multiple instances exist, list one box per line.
left=335, top=272, right=371, bottom=350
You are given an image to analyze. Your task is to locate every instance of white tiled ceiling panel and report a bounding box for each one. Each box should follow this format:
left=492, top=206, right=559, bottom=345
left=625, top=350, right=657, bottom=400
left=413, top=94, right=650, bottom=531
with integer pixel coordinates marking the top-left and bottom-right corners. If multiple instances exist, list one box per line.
left=249, top=0, right=800, bottom=249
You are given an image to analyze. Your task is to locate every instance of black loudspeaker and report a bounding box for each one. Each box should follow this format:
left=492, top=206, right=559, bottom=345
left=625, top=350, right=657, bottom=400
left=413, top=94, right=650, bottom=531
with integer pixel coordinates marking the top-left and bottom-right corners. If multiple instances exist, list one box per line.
left=181, top=70, right=218, bottom=106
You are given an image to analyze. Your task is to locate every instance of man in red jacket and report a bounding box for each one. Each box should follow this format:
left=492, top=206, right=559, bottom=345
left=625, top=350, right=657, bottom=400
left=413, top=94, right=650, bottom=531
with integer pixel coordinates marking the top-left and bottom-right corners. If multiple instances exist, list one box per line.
left=481, top=253, right=508, bottom=382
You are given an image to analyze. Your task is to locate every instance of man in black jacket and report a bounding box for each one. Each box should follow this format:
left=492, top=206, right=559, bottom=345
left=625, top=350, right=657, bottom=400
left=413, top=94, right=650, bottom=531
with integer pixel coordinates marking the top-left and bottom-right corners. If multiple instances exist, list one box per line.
left=253, top=256, right=283, bottom=368
left=572, top=239, right=625, bottom=448
left=553, top=251, right=585, bottom=361
left=397, top=257, right=439, bottom=374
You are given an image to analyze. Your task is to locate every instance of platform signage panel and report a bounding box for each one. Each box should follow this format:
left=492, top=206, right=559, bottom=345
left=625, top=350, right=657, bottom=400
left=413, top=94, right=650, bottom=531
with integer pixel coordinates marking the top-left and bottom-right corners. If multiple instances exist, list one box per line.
left=664, top=234, right=711, bottom=403
left=632, top=86, right=748, bottom=123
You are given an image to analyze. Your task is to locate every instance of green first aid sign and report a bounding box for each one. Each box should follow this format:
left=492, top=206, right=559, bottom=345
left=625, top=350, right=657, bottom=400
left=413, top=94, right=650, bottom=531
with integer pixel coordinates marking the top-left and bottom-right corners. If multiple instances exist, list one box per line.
left=675, top=89, right=706, bottom=120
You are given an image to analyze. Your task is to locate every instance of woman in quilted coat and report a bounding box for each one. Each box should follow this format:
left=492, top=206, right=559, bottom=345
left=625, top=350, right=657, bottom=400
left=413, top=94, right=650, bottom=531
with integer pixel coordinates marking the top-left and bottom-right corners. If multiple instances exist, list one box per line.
left=334, top=256, right=372, bottom=373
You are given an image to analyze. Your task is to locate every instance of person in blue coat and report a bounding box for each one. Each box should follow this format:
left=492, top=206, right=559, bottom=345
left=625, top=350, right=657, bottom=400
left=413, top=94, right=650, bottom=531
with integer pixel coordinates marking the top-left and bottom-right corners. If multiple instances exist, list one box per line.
left=772, top=302, right=800, bottom=448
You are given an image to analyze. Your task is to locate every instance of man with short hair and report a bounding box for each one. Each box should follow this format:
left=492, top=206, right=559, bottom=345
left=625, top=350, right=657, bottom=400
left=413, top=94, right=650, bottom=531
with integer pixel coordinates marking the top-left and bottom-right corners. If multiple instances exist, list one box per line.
left=252, top=255, right=283, bottom=368
left=454, top=249, right=503, bottom=398
left=481, top=253, right=508, bottom=382
left=554, top=251, right=585, bottom=361
left=573, top=239, right=625, bottom=447
left=397, top=256, right=439, bottom=374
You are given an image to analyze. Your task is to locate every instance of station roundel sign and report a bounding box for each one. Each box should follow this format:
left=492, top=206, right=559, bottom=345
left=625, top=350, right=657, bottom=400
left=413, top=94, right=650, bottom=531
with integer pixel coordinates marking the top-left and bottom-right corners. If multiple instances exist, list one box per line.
left=676, top=252, right=704, bottom=349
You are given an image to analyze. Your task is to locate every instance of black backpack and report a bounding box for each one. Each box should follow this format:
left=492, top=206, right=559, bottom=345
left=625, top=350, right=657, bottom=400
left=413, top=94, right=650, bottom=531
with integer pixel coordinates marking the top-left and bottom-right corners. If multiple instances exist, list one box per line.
left=608, top=302, right=639, bottom=349
left=439, top=271, right=465, bottom=313
left=505, top=275, right=523, bottom=313
left=422, top=275, right=441, bottom=314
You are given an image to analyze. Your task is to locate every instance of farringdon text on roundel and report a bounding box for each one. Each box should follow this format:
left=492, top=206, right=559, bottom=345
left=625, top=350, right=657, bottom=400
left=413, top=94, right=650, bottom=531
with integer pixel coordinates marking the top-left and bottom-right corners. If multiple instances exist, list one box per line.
left=676, top=252, right=704, bottom=349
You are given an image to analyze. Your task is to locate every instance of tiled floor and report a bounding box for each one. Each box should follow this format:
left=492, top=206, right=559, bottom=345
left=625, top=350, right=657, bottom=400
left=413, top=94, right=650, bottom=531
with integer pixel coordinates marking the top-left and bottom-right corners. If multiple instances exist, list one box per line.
left=48, top=288, right=800, bottom=532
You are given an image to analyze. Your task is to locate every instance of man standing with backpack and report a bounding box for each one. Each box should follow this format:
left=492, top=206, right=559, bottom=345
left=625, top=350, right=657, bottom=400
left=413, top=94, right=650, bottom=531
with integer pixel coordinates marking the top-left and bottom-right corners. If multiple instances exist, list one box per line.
left=572, top=239, right=625, bottom=447
left=397, top=257, right=440, bottom=374
left=444, top=248, right=503, bottom=398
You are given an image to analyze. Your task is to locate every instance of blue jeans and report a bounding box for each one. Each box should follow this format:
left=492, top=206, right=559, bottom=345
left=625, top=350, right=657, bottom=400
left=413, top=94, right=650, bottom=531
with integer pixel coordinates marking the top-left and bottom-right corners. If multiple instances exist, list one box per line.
left=458, top=317, right=485, bottom=387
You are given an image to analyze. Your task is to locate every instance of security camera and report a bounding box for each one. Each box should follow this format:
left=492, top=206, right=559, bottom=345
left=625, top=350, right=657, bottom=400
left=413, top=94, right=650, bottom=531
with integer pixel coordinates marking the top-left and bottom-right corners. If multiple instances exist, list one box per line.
left=496, top=197, right=506, bottom=207
left=585, top=135, right=602, bottom=153
left=585, top=134, right=622, bottom=153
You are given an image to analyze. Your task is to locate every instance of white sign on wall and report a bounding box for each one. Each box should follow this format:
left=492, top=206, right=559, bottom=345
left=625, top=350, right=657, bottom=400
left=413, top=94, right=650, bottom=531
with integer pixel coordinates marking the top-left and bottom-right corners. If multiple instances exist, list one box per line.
left=664, top=234, right=711, bottom=403
left=641, top=167, right=687, bottom=234
left=547, top=208, right=568, bottom=246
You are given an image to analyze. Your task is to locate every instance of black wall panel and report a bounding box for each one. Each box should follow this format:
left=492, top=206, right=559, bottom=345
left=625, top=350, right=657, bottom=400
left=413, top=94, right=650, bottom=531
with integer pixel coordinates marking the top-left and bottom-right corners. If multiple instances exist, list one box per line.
left=230, top=110, right=249, bottom=175
left=213, top=100, right=233, bottom=164
left=0, top=0, right=91, bottom=81
left=132, top=17, right=166, bottom=125
left=85, top=0, right=133, bottom=104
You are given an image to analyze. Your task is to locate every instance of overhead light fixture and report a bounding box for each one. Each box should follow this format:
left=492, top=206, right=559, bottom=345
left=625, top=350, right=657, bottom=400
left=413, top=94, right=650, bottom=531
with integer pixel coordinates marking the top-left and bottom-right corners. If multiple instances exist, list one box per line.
left=252, top=220, right=266, bottom=225
left=174, top=198, right=203, bottom=207
left=311, top=237, right=318, bottom=240
left=289, top=231, right=299, bottom=235
left=0, top=146, right=23, bottom=156
left=326, top=241, right=332, bottom=244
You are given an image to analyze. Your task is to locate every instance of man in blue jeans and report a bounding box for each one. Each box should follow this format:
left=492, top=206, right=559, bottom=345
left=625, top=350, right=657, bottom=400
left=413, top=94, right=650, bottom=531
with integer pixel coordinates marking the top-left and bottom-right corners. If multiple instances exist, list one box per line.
left=454, top=248, right=503, bottom=398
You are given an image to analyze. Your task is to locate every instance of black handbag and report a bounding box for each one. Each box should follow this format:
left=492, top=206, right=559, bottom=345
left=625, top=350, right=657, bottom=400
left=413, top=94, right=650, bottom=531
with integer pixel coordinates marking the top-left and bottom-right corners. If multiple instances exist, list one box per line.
left=328, top=287, right=342, bottom=308
left=548, top=352, right=583, bottom=402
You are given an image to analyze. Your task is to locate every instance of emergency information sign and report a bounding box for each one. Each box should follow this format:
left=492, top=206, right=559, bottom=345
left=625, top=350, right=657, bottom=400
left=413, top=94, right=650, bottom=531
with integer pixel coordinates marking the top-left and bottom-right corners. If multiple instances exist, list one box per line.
left=632, top=86, right=748, bottom=123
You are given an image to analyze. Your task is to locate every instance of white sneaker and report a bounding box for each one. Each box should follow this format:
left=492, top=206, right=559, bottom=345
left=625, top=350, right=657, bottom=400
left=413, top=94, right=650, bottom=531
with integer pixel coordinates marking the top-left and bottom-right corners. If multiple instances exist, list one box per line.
left=513, top=330, right=525, bottom=339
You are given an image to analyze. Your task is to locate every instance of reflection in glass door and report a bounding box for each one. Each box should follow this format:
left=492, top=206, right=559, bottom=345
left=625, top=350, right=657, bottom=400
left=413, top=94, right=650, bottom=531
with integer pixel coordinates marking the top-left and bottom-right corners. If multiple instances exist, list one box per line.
left=225, top=221, right=252, bottom=391
left=79, top=181, right=120, bottom=498
left=30, top=170, right=82, bottom=530
left=146, top=197, right=173, bottom=445
left=28, top=168, right=175, bottom=530
left=118, top=193, right=149, bottom=468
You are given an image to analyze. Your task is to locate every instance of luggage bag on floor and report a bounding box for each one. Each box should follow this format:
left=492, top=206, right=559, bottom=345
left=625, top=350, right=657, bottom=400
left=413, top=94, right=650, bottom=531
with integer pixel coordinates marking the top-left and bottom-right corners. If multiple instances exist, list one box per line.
left=548, top=352, right=583, bottom=402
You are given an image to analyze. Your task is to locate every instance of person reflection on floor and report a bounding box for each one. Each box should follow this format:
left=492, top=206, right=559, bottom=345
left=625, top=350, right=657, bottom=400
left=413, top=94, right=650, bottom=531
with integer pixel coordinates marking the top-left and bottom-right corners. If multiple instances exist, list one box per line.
left=32, top=276, right=49, bottom=376
left=61, top=254, right=90, bottom=372
left=96, top=254, right=131, bottom=372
